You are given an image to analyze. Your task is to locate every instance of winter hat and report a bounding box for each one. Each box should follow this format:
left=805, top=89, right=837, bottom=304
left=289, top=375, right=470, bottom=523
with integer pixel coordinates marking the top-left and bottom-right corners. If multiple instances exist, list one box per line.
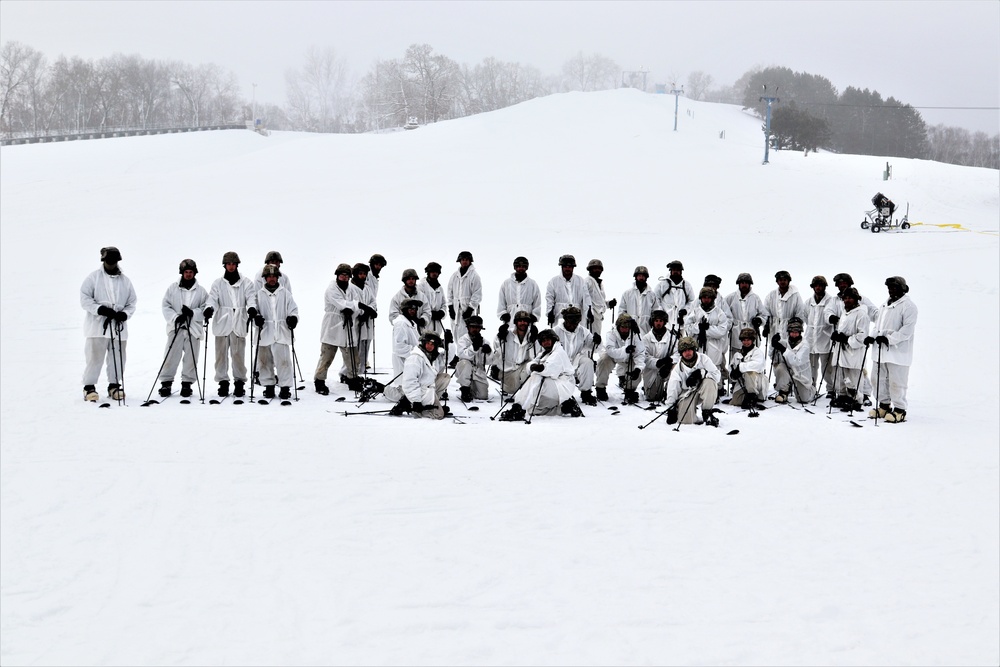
left=334, top=263, right=352, bottom=277
left=369, top=253, right=387, bottom=267
left=425, top=261, right=442, bottom=274
left=262, top=264, right=281, bottom=278
left=667, top=260, right=684, bottom=271
left=649, top=309, right=669, bottom=325
left=587, top=259, right=604, bottom=271
left=561, top=306, right=582, bottom=323
left=704, top=274, right=722, bottom=288
left=736, top=272, right=753, bottom=285
left=456, top=251, right=474, bottom=262
left=100, top=246, right=122, bottom=263
left=558, top=254, right=577, bottom=267
left=677, top=336, right=698, bottom=352
left=810, top=275, right=828, bottom=288
left=633, top=265, right=649, bottom=278
left=420, top=331, right=442, bottom=346
left=774, top=270, right=792, bottom=282
left=738, top=327, right=757, bottom=341
left=885, top=276, right=909, bottom=293
left=265, top=250, right=283, bottom=264
left=178, top=258, right=198, bottom=275
left=401, top=268, right=418, bottom=281
left=352, top=263, right=370, bottom=277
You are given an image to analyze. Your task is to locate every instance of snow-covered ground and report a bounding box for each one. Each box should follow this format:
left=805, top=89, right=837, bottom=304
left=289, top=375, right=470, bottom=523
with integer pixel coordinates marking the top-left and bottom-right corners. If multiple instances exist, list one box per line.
left=2, top=89, right=998, bottom=666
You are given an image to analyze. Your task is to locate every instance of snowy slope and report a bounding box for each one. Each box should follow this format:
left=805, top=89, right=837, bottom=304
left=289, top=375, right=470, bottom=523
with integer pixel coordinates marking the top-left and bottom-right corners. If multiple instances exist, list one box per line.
left=2, top=89, right=998, bottom=666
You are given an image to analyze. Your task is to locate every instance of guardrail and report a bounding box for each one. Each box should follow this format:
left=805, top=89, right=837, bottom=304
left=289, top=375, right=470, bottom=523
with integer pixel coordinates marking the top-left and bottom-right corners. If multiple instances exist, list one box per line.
left=1, top=123, right=249, bottom=147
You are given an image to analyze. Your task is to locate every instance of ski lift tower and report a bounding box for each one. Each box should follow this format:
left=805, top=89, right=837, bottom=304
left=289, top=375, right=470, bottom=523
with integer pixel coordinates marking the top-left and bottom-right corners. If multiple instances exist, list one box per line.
left=759, top=85, right=780, bottom=164
left=670, top=84, right=684, bottom=131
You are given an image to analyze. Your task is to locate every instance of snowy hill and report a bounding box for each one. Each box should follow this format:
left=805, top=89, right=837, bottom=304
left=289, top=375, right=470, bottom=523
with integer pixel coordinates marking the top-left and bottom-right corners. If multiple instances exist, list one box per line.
left=2, top=89, right=998, bottom=665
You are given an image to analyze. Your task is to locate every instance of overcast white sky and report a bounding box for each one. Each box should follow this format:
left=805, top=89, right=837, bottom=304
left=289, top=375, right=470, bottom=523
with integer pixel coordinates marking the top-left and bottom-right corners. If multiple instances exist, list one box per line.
left=2, top=0, right=998, bottom=134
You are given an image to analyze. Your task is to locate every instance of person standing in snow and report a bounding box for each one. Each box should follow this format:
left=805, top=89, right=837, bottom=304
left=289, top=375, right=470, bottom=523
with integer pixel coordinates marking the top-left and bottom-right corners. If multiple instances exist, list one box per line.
left=654, top=260, right=697, bottom=328
left=496, top=256, right=542, bottom=326
left=619, top=266, right=660, bottom=335
left=584, top=259, right=611, bottom=336
left=825, top=273, right=879, bottom=404
left=359, top=253, right=387, bottom=370
left=723, top=273, right=767, bottom=391
left=763, top=270, right=807, bottom=393
left=545, top=254, right=592, bottom=329
left=803, top=275, right=836, bottom=400
left=664, top=336, right=721, bottom=427
left=389, top=268, right=426, bottom=325
left=80, top=246, right=137, bottom=402
left=869, top=276, right=918, bottom=423
left=252, top=264, right=299, bottom=401
left=829, top=287, right=870, bottom=412
left=205, top=251, right=257, bottom=398
left=314, top=263, right=369, bottom=394
left=447, top=251, right=483, bottom=366
left=382, top=298, right=423, bottom=405
left=156, top=259, right=209, bottom=399
left=418, top=261, right=449, bottom=341
left=253, top=250, right=292, bottom=293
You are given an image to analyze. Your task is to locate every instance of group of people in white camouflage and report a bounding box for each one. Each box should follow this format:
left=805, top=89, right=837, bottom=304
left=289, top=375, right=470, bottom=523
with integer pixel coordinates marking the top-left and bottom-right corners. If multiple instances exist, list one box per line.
left=81, top=248, right=918, bottom=425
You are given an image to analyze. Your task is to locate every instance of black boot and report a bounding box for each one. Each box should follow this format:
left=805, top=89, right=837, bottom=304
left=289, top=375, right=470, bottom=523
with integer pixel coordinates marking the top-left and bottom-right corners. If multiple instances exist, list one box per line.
left=595, top=387, right=609, bottom=402
left=279, top=386, right=291, bottom=400
left=580, top=389, right=597, bottom=406
left=218, top=380, right=230, bottom=397
left=262, top=385, right=275, bottom=399
left=314, top=379, right=330, bottom=395
left=345, top=377, right=364, bottom=392
left=624, top=390, right=639, bottom=405
left=459, top=386, right=473, bottom=403
left=561, top=398, right=584, bottom=417
left=499, top=403, right=526, bottom=421
left=233, top=380, right=246, bottom=397
left=389, top=396, right=412, bottom=416
left=180, top=382, right=193, bottom=398
left=702, top=409, right=719, bottom=427
left=158, top=381, right=172, bottom=397
left=83, top=385, right=99, bottom=402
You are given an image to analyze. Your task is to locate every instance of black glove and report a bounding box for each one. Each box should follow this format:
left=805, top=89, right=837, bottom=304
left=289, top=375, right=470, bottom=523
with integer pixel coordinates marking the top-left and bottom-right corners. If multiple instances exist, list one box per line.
left=655, top=357, right=669, bottom=368
left=481, top=343, right=492, bottom=355
left=630, top=320, right=640, bottom=335
left=666, top=408, right=678, bottom=425
left=763, top=322, right=771, bottom=337
left=772, top=341, right=786, bottom=354
left=875, top=335, right=889, bottom=346
left=658, top=363, right=672, bottom=378
left=829, top=315, right=840, bottom=325
left=730, top=367, right=743, bottom=381
left=203, top=306, right=214, bottom=321
left=181, top=305, right=194, bottom=319
left=462, top=307, right=473, bottom=321
left=863, top=336, right=875, bottom=346
left=751, top=316, right=762, bottom=329
left=697, top=330, right=707, bottom=349
left=286, top=315, right=297, bottom=329
left=625, top=344, right=636, bottom=354
left=607, top=298, right=617, bottom=309
left=592, top=333, right=602, bottom=345
left=831, top=331, right=849, bottom=344
left=412, top=401, right=425, bottom=413
left=97, top=305, right=116, bottom=318
left=699, top=321, right=710, bottom=332
left=254, top=314, right=265, bottom=328
left=771, top=334, right=782, bottom=348
left=471, top=334, right=483, bottom=350
left=529, top=326, right=539, bottom=343
left=444, top=330, right=454, bottom=345
left=500, top=313, right=511, bottom=323
left=678, top=309, right=688, bottom=320
left=416, top=317, right=427, bottom=328
left=174, top=314, right=187, bottom=331
left=547, top=311, right=555, bottom=326
left=530, top=363, right=545, bottom=373
left=247, top=307, right=258, bottom=319
left=629, top=367, right=641, bottom=380
left=431, top=309, right=445, bottom=321
left=497, top=324, right=509, bottom=339
left=341, top=308, right=354, bottom=318
left=686, top=369, right=703, bottom=387
left=448, top=305, right=456, bottom=320
left=114, top=310, right=128, bottom=323
left=359, top=303, right=377, bottom=320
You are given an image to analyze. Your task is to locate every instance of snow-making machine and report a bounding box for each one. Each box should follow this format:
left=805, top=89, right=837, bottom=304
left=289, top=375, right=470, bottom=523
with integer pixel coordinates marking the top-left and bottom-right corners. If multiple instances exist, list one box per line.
left=862, top=192, right=910, bottom=233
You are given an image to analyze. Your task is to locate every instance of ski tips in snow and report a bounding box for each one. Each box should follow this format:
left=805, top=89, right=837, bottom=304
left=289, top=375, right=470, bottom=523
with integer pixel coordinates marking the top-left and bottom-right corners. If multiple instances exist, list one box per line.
left=726, top=429, right=740, bottom=435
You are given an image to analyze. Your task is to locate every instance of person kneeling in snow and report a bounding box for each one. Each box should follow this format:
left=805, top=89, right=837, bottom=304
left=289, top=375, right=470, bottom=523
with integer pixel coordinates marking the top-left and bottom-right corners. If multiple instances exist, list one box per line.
left=729, top=328, right=767, bottom=411
left=389, top=332, right=450, bottom=419
left=771, top=317, right=815, bottom=404
left=499, top=329, right=582, bottom=421
left=664, top=336, right=721, bottom=426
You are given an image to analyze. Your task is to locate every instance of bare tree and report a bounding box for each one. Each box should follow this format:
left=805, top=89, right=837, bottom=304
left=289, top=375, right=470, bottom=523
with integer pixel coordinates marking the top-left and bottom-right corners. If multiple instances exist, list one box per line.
left=686, top=71, right=714, bottom=101
left=403, top=44, right=459, bottom=123
left=561, top=52, right=620, bottom=92
left=0, top=41, right=44, bottom=135
left=285, top=46, right=352, bottom=132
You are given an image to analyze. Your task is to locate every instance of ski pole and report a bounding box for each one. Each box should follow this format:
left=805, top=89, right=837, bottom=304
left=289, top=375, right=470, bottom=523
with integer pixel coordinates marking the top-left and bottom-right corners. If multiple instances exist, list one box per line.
left=201, top=318, right=210, bottom=404
left=345, top=311, right=359, bottom=396
left=524, top=376, right=547, bottom=425
left=141, top=325, right=184, bottom=405
left=250, top=322, right=262, bottom=402
left=108, top=320, right=123, bottom=405
left=185, top=325, right=204, bottom=402
left=873, top=341, right=883, bottom=427
left=827, top=340, right=843, bottom=415
left=850, top=342, right=871, bottom=416
left=490, top=366, right=535, bottom=420
left=736, top=374, right=759, bottom=418
left=290, top=329, right=299, bottom=402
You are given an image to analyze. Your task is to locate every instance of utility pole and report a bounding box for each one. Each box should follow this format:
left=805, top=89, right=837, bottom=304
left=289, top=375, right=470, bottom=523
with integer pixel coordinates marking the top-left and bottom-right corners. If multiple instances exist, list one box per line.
left=670, top=84, right=684, bottom=131
left=759, top=85, right=779, bottom=164
left=252, top=83, right=257, bottom=124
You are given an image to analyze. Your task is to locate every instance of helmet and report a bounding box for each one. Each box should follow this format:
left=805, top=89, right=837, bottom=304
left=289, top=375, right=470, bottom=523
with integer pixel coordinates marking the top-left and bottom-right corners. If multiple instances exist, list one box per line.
left=738, top=327, right=756, bottom=341
left=615, top=313, right=634, bottom=329
left=401, top=298, right=423, bottom=311
left=633, top=265, right=649, bottom=278
left=810, top=275, right=828, bottom=288
left=558, top=254, right=577, bottom=267
left=456, top=250, right=474, bottom=262
left=352, top=263, right=370, bottom=277
left=512, top=256, right=529, bottom=267
left=265, top=250, right=283, bottom=264
left=667, top=260, right=684, bottom=271
left=222, top=251, right=241, bottom=265
left=335, top=263, right=352, bottom=277
left=178, top=258, right=198, bottom=275
left=561, top=306, right=582, bottom=323
left=262, top=264, right=281, bottom=278
left=465, top=315, right=484, bottom=327
left=100, top=246, right=122, bottom=263
left=698, top=287, right=716, bottom=300
left=677, top=336, right=698, bottom=352
left=787, top=319, right=804, bottom=333
left=420, top=331, right=443, bottom=347
left=425, top=261, right=442, bottom=274
left=885, top=276, right=909, bottom=293
left=841, top=287, right=860, bottom=301
left=775, top=270, right=792, bottom=282
left=649, top=309, right=668, bottom=325
left=369, top=253, right=387, bottom=267
left=833, top=273, right=854, bottom=286
left=401, top=268, right=418, bottom=281
left=587, top=259, right=604, bottom=271
left=536, top=328, right=559, bottom=343
left=736, top=272, right=753, bottom=285
left=704, top=274, right=722, bottom=288
left=513, top=310, right=533, bottom=323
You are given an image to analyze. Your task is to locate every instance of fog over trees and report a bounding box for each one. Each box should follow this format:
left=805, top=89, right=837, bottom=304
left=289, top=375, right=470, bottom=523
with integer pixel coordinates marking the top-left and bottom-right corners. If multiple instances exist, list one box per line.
left=1, top=40, right=996, bottom=169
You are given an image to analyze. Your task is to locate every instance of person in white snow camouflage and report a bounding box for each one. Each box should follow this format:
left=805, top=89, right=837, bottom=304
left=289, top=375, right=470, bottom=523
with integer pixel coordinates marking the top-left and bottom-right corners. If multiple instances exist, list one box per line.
left=640, top=310, right=678, bottom=405
left=763, top=270, right=808, bottom=392
left=491, top=310, right=538, bottom=395
left=351, top=263, right=377, bottom=372
left=389, top=331, right=451, bottom=419
left=383, top=298, right=423, bottom=404
left=205, top=251, right=257, bottom=398
left=683, top=287, right=730, bottom=400
left=80, top=246, right=137, bottom=402
left=619, top=266, right=660, bottom=335
left=447, top=251, right=483, bottom=365
left=253, top=250, right=292, bottom=293
left=584, top=259, right=611, bottom=336
left=358, top=253, right=387, bottom=370
left=655, top=260, right=697, bottom=327
left=664, top=336, right=721, bottom=427
left=545, top=254, right=592, bottom=329
left=724, top=273, right=767, bottom=367
left=499, top=329, right=583, bottom=421
left=314, top=263, right=370, bottom=394
left=388, top=268, right=426, bottom=325
left=596, top=313, right=646, bottom=404
left=771, top=317, right=815, bottom=404
left=252, top=264, right=299, bottom=400
left=825, top=273, right=879, bottom=403
left=496, top=256, right=542, bottom=326
left=155, top=259, right=209, bottom=399
left=829, top=287, right=871, bottom=412
left=418, top=262, right=449, bottom=341
left=553, top=306, right=599, bottom=406
left=869, top=276, right=918, bottom=423
left=729, top=328, right=767, bottom=411
left=803, top=275, right=836, bottom=400
left=455, top=315, right=492, bottom=403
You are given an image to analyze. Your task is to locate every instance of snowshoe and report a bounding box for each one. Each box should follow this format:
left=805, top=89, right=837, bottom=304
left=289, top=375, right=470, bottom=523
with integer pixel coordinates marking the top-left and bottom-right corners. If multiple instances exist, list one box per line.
left=774, top=392, right=788, bottom=404
left=884, top=408, right=907, bottom=423
left=108, top=384, right=125, bottom=400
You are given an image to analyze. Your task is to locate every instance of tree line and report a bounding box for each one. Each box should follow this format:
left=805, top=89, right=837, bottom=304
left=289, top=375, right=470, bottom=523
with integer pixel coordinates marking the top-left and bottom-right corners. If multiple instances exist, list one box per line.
left=2, top=41, right=995, bottom=169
